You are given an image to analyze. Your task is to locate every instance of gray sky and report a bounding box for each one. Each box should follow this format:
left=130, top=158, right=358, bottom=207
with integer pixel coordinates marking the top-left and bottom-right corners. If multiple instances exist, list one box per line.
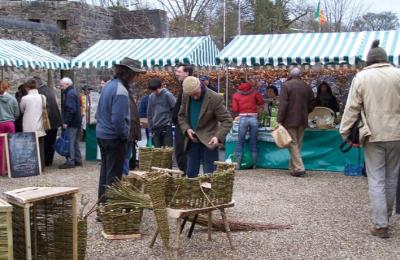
left=364, top=0, right=400, bottom=14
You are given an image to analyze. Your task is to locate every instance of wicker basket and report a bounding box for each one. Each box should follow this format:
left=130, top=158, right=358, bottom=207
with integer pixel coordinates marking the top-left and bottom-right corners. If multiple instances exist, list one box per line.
left=152, top=148, right=174, bottom=169
left=165, top=171, right=235, bottom=209
left=99, top=204, right=143, bottom=235
left=214, top=161, right=237, bottom=172
left=139, top=147, right=154, bottom=171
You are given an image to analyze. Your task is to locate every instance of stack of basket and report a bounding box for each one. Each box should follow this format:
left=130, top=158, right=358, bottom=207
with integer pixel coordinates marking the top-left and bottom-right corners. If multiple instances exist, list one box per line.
left=139, top=147, right=174, bottom=171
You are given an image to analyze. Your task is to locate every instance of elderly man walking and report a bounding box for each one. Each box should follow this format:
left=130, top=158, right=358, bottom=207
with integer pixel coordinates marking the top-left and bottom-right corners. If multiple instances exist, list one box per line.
left=59, top=77, right=82, bottom=169
left=178, top=76, right=233, bottom=178
left=277, top=68, right=314, bottom=177
left=340, top=40, right=400, bottom=238
left=96, top=58, right=145, bottom=206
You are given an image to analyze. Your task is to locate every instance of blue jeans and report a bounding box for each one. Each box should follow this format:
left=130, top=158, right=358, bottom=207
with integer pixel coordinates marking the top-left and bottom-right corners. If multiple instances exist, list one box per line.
left=236, top=116, right=258, bottom=157
left=123, top=142, right=132, bottom=176
left=186, top=142, right=218, bottom=178
left=65, top=127, right=82, bottom=166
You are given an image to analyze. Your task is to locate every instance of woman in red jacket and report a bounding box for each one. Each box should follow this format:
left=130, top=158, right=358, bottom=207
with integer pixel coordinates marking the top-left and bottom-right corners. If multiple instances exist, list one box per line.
left=232, top=82, right=265, bottom=169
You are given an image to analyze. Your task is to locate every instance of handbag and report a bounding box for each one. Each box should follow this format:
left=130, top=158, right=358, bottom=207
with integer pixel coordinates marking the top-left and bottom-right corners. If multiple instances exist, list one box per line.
left=340, top=116, right=361, bottom=153
left=40, top=95, right=51, bottom=131
left=271, top=124, right=293, bottom=148
left=54, top=131, right=70, bottom=156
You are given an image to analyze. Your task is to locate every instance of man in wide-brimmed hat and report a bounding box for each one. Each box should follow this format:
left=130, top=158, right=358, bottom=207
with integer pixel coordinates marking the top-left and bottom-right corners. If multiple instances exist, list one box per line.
left=340, top=40, right=400, bottom=238
left=96, top=57, right=145, bottom=210
left=178, top=76, right=232, bottom=178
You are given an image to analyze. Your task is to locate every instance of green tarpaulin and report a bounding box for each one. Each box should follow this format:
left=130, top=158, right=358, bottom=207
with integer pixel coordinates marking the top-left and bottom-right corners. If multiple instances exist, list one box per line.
left=225, top=129, right=363, bottom=172
left=85, top=124, right=98, bottom=161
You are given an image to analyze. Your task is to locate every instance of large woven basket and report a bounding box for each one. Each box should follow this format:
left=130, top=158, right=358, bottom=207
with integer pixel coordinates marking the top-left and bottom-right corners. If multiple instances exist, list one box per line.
left=139, top=147, right=174, bottom=171
left=139, top=147, right=154, bottom=171
left=99, top=204, right=143, bottom=235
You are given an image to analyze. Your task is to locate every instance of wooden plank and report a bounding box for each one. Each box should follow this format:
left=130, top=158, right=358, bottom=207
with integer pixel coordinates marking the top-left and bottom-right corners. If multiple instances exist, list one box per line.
left=0, top=198, right=12, bottom=212
left=101, top=231, right=141, bottom=240
left=167, top=201, right=235, bottom=219
left=24, top=205, right=32, bottom=260
left=0, top=133, right=11, bottom=178
left=4, top=187, right=79, bottom=204
left=127, top=170, right=148, bottom=180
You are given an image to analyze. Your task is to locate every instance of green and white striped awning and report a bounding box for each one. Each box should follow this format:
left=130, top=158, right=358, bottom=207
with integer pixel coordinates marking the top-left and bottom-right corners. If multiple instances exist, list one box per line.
left=72, top=36, right=219, bottom=69
left=217, top=32, right=364, bottom=66
left=358, top=30, right=400, bottom=66
left=0, top=39, right=70, bottom=69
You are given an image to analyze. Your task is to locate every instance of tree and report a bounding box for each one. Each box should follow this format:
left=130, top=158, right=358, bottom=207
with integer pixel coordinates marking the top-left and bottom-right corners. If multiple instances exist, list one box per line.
left=322, top=0, right=368, bottom=32
left=352, top=12, right=400, bottom=31
left=154, top=0, right=216, bottom=36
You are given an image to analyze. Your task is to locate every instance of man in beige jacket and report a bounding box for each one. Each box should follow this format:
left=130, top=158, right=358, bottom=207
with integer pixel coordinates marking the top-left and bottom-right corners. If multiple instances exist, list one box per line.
left=340, top=40, right=400, bottom=239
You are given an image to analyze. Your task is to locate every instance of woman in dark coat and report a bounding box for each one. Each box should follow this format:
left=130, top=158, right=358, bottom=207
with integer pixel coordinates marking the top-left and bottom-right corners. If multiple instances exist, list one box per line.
left=315, top=82, right=339, bottom=113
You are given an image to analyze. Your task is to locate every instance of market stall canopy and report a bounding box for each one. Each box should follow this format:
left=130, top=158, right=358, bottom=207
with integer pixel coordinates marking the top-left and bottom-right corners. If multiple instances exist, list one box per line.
left=72, top=36, right=219, bottom=69
left=217, top=32, right=364, bottom=66
left=358, top=30, right=400, bottom=66
left=0, top=39, right=70, bottom=70
left=217, top=31, right=400, bottom=66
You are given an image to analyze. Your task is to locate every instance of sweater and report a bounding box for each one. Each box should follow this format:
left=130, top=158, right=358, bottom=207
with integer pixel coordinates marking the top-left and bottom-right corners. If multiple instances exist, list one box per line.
left=231, top=83, right=265, bottom=114
left=147, top=88, right=176, bottom=130
left=0, top=92, right=19, bottom=122
left=96, top=78, right=130, bottom=140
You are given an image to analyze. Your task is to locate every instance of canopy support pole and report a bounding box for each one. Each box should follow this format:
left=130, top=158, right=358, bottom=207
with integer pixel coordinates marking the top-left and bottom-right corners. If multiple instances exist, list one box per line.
left=1, top=67, right=3, bottom=80
left=217, top=68, right=221, bottom=93
left=225, top=66, right=229, bottom=107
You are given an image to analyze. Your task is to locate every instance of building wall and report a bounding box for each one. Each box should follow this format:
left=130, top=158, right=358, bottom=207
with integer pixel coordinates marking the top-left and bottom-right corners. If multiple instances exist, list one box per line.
left=0, top=1, right=168, bottom=57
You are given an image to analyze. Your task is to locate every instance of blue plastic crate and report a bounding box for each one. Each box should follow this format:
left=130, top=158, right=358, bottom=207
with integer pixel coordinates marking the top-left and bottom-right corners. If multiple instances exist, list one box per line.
left=344, top=164, right=363, bottom=176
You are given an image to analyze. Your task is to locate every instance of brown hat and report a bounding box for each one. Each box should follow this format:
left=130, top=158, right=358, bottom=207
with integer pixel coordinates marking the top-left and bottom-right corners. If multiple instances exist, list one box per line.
left=183, top=76, right=201, bottom=95
left=116, top=57, right=146, bottom=73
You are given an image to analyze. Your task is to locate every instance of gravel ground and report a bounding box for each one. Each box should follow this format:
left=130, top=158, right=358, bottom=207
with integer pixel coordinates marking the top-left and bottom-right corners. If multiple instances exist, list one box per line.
left=1, top=153, right=400, bottom=260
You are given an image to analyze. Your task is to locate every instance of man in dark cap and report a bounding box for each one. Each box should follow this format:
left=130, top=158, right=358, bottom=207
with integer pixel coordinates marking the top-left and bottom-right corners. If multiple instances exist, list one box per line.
left=200, top=75, right=218, bottom=92
left=340, top=40, right=400, bottom=239
left=96, top=57, right=145, bottom=207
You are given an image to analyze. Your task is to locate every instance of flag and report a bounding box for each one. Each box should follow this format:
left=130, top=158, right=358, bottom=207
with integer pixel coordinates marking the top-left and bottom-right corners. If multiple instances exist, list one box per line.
left=314, top=1, right=327, bottom=25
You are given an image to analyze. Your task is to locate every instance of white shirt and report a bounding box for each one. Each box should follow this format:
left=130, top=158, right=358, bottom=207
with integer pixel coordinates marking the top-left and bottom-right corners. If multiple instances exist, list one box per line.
left=20, top=89, right=47, bottom=137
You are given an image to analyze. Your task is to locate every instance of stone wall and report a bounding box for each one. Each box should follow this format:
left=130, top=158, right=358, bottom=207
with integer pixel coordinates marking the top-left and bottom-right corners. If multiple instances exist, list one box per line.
left=0, top=17, right=60, bottom=53
left=0, top=1, right=168, bottom=57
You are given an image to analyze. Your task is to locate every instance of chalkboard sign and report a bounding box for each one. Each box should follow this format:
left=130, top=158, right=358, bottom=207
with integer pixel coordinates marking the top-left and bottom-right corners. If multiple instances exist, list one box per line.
left=6, top=132, right=41, bottom=178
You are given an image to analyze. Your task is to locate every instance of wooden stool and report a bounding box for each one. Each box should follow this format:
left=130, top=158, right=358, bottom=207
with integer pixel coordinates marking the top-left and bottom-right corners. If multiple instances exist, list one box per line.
left=150, top=201, right=235, bottom=259
left=4, top=187, right=79, bottom=260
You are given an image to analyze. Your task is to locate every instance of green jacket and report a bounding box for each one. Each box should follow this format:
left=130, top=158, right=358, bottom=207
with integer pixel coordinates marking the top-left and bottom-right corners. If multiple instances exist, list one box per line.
left=0, top=92, right=19, bottom=123
left=178, top=88, right=233, bottom=151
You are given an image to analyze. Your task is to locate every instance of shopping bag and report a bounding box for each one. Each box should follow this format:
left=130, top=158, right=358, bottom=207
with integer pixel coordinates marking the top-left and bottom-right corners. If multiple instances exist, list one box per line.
left=344, top=148, right=364, bottom=176
left=54, top=131, right=70, bottom=156
left=271, top=124, right=293, bottom=148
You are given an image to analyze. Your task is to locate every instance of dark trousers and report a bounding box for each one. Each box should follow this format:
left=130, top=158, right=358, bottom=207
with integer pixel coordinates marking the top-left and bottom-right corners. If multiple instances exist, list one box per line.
left=129, top=142, right=137, bottom=170
left=174, top=126, right=187, bottom=172
left=38, top=136, right=45, bottom=172
left=44, top=129, right=58, bottom=166
left=397, top=172, right=400, bottom=214
left=152, top=125, right=173, bottom=147
left=97, top=138, right=127, bottom=204
left=186, top=142, right=218, bottom=178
